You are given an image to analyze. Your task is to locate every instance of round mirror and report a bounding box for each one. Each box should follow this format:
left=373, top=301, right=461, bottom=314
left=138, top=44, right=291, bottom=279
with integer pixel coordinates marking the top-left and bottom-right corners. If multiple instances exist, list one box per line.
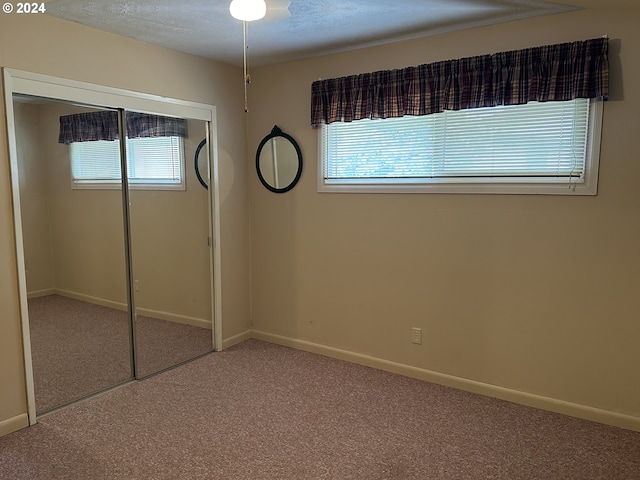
left=256, top=125, right=303, bottom=193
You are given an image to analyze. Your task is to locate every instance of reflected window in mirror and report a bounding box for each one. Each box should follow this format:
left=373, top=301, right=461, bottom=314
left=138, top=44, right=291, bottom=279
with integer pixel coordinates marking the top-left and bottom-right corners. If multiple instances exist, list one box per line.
left=70, top=137, right=185, bottom=190
left=60, top=111, right=188, bottom=190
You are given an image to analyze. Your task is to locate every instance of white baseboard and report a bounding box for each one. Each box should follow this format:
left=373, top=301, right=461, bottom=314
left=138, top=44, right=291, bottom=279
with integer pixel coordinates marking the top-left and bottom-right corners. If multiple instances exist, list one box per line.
left=27, top=288, right=55, bottom=299
left=222, top=329, right=252, bottom=350
left=54, top=290, right=211, bottom=330
left=55, top=289, right=127, bottom=311
left=136, top=307, right=212, bottom=330
left=251, top=330, right=640, bottom=433
left=0, top=413, right=29, bottom=437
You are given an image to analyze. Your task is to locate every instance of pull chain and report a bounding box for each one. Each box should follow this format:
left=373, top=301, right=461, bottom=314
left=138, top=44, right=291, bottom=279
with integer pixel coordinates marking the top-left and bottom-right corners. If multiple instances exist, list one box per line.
left=243, top=20, right=250, bottom=113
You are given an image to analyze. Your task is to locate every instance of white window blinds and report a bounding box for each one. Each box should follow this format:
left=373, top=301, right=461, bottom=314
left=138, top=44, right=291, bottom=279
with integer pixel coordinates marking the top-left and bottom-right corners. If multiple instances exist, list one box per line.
left=71, top=136, right=184, bottom=189
left=322, top=99, right=590, bottom=181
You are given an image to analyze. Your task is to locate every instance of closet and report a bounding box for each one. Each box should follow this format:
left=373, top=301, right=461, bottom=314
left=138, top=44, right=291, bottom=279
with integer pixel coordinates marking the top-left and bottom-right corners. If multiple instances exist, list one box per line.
left=4, top=69, right=222, bottom=420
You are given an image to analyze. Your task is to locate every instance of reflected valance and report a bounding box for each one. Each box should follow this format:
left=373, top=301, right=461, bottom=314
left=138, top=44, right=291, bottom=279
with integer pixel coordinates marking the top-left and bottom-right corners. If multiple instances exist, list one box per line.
left=310, top=38, right=608, bottom=126
left=58, top=111, right=188, bottom=144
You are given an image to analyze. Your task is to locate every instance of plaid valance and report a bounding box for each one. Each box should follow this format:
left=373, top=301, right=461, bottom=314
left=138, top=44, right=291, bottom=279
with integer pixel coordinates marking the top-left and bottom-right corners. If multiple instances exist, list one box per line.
left=310, top=38, right=608, bottom=126
left=58, top=111, right=188, bottom=144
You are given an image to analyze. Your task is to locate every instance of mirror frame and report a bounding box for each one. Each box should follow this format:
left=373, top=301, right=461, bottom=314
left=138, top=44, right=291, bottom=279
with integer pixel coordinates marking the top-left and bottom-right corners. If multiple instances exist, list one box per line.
left=256, top=125, right=303, bottom=193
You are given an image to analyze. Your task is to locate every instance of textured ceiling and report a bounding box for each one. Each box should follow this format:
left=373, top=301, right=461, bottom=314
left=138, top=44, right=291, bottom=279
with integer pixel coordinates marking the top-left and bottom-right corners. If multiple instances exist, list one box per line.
left=44, top=0, right=577, bottom=67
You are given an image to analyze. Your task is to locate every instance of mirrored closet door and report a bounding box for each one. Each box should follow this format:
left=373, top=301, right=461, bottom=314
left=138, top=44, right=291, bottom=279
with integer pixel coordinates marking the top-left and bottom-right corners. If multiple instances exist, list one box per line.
left=6, top=70, right=219, bottom=419
left=13, top=95, right=134, bottom=414
left=125, top=111, right=214, bottom=377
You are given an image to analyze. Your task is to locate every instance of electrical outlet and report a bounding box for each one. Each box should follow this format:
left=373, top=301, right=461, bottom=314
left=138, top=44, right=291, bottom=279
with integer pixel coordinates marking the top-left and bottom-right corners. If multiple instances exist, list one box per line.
left=411, top=327, right=422, bottom=345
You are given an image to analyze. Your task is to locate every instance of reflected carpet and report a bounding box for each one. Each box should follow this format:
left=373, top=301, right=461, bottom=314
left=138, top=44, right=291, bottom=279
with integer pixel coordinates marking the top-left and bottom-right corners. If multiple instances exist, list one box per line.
left=28, top=294, right=212, bottom=413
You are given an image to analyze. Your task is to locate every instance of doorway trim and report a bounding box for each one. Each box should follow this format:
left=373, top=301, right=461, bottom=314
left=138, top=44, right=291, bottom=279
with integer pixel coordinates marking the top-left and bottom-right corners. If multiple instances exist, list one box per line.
left=3, top=68, right=223, bottom=425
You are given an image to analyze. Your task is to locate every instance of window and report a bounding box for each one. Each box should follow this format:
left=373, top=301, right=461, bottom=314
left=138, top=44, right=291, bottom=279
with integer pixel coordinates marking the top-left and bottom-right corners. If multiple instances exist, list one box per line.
left=70, top=136, right=185, bottom=190
left=319, top=99, right=603, bottom=195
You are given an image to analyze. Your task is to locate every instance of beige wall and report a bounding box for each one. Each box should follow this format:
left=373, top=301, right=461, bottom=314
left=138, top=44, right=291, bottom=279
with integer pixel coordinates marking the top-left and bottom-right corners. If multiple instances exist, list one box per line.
left=14, top=102, right=55, bottom=295
left=248, top=1, right=640, bottom=427
left=0, top=14, right=251, bottom=430
left=38, top=103, right=127, bottom=305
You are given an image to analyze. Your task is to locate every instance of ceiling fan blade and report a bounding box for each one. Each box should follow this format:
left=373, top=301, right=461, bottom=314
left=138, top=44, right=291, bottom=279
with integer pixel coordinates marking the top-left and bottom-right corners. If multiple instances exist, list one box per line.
left=268, top=0, right=291, bottom=9
left=264, top=7, right=290, bottom=21
left=263, top=0, right=290, bottom=20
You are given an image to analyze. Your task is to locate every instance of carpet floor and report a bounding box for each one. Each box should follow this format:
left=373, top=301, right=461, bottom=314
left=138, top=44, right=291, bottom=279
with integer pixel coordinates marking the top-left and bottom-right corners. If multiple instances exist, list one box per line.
left=1, top=339, right=639, bottom=479
left=28, top=294, right=212, bottom=413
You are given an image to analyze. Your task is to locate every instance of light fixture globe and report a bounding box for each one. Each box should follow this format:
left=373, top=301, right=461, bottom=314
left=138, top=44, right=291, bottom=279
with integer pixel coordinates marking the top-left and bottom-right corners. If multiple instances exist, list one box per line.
left=229, top=0, right=267, bottom=21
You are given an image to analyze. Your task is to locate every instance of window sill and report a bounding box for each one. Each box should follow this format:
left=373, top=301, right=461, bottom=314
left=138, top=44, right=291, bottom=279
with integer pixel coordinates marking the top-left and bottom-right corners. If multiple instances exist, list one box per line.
left=318, top=178, right=598, bottom=195
left=71, top=182, right=186, bottom=191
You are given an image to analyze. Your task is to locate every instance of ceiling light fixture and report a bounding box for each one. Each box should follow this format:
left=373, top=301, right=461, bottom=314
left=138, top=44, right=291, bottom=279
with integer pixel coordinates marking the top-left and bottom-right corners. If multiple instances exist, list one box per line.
left=229, top=0, right=266, bottom=22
